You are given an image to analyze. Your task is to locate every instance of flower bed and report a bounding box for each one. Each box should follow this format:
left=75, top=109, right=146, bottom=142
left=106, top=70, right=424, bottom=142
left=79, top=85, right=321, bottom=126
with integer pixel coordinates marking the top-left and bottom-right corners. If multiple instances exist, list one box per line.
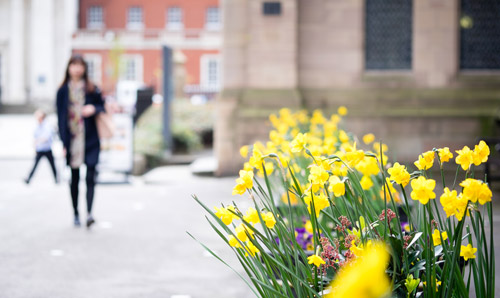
left=191, top=107, right=495, bottom=298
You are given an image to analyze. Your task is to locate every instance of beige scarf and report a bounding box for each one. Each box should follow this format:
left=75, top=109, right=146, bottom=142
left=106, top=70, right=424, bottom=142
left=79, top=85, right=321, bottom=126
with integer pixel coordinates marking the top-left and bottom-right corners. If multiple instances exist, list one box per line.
left=68, top=81, right=85, bottom=168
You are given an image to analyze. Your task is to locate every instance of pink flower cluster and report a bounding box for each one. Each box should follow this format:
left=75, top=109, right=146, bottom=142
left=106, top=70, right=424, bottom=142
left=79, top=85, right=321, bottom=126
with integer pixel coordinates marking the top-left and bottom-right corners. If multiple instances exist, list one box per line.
left=379, top=209, right=396, bottom=222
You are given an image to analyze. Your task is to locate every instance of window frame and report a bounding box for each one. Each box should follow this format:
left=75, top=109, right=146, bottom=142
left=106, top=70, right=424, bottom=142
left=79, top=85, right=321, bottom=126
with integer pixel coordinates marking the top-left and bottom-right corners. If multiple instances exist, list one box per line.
left=200, top=54, right=221, bottom=89
left=87, top=5, right=104, bottom=30
left=83, top=54, right=102, bottom=86
left=166, top=6, right=183, bottom=31
left=459, top=0, right=500, bottom=70
left=120, top=54, right=143, bottom=82
left=127, top=6, right=144, bottom=30
left=364, top=0, right=413, bottom=71
left=205, top=6, right=221, bottom=30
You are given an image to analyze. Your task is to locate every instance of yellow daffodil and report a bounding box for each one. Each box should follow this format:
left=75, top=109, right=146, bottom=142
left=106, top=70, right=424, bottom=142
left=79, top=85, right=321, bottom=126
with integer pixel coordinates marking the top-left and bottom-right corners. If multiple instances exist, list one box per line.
left=338, top=106, right=348, bottom=116
left=324, top=122, right=337, bottom=138
left=438, top=147, right=453, bottom=164
left=304, top=192, right=330, bottom=217
left=257, top=161, right=274, bottom=177
left=308, top=164, right=330, bottom=186
left=232, top=183, right=247, bottom=196
left=477, top=183, right=493, bottom=205
left=235, top=223, right=254, bottom=242
left=460, top=178, right=492, bottom=205
left=381, top=178, right=402, bottom=203
left=350, top=240, right=364, bottom=256
left=326, top=242, right=391, bottom=298
left=291, top=163, right=302, bottom=175
left=248, top=146, right=263, bottom=169
left=232, top=170, right=254, bottom=195
left=328, top=176, right=346, bottom=197
left=277, top=153, right=290, bottom=167
left=311, top=110, right=327, bottom=125
left=262, top=212, right=276, bottom=229
left=297, top=110, right=308, bottom=124
left=360, top=175, right=373, bottom=190
left=455, top=146, right=473, bottom=171
left=266, top=141, right=277, bottom=153
left=239, top=145, right=249, bottom=158
left=440, top=187, right=468, bottom=220
left=377, top=152, right=389, bottom=167
left=373, top=142, right=388, bottom=153
left=228, top=235, right=242, bottom=248
left=410, top=176, right=436, bottom=205
left=307, top=254, right=326, bottom=267
left=269, top=130, right=281, bottom=146
left=345, top=143, right=365, bottom=167
left=363, top=133, right=375, bottom=145
left=472, top=140, right=490, bottom=166
left=332, top=162, right=348, bottom=177
left=245, top=241, right=260, bottom=257
left=388, top=162, right=410, bottom=187
left=214, top=205, right=238, bottom=225
left=350, top=239, right=373, bottom=257
left=331, top=114, right=341, bottom=124
left=243, top=162, right=253, bottom=172
left=460, top=244, right=477, bottom=261
left=339, top=130, right=349, bottom=143
left=269, top=113, right=280, bottom=128
left=414, top=151, right=435, bottom=170
left=423, top=279, right=442, bottom=292
left=243, top=207, right=260, bottom=225
left=305, top=220, right=313, bottom=234
left=281, top=191, right=298, bottom=205
left=454, top=194, right=469, bottom=221
left=290, top=133, right=308, bottom=152
left=432, top=229, right=448, bottom=246
left=323, top=136, right=337, bottom=153
left=356, top=157, right=379, bottom=176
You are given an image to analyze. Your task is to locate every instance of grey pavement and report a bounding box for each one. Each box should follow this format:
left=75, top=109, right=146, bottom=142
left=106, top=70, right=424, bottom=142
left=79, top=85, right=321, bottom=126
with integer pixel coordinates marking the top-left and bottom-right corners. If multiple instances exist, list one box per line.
left=0, top=159, right=255, bottom=298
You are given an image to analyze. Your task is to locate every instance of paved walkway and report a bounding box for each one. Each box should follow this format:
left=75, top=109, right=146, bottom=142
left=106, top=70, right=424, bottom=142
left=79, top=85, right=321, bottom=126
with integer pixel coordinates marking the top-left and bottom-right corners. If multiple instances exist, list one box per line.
left=0, top=159, right=255, bottom=298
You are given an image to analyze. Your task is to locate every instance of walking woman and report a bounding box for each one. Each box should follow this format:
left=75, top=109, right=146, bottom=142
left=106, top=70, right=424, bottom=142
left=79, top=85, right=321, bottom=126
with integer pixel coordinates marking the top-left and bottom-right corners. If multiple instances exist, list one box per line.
left=56, top=55, right=104, bottom=228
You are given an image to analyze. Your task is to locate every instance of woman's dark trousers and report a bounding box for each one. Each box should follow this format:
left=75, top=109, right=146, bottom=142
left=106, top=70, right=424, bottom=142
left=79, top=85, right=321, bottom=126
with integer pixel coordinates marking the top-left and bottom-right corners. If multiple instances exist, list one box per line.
left=70, top=166, right=97, bottom=217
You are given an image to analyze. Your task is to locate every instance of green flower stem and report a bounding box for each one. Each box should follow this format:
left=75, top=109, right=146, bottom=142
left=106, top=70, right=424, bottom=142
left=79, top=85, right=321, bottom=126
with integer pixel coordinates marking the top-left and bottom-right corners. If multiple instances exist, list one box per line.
left=451, top=165, right=461, bottom=190
left=470, top=210, right=488, bottom=297
left=399, top=184, right=413, bottom=230
left=442, top=203, right=468, bottom=298
left=488, top=202, right=495, bottom=298
left=431, top=199, right=446, bottom=233
left=424, top=203, right=435, bottom=298
left=440, top=166, right=446, bottom=189
left=377, top=144, right=388, bottom=243
left=385, top=179, right=409, bottom=275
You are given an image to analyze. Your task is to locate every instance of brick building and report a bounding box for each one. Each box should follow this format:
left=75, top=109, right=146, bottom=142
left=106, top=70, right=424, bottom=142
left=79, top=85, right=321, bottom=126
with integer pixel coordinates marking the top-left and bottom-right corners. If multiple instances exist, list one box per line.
left=73, top=0, right=221, bottom=97
left=216, top=0, right=500, bottom=175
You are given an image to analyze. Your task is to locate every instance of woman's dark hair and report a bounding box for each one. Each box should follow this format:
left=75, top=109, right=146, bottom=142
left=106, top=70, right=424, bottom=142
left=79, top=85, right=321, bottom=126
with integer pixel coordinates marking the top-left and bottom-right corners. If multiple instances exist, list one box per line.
left=60, top=54, right=95, bottom=92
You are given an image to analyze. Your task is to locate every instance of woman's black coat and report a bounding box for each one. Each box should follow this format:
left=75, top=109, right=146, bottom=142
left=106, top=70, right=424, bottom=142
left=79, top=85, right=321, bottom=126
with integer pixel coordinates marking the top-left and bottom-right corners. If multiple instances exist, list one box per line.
left=56, top=83, right=105, bottom=167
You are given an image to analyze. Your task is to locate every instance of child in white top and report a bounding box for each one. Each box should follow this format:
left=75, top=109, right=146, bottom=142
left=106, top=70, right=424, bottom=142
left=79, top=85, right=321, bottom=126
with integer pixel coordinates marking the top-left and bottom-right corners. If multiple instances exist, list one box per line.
left=25, top=110, right=58, bottom=184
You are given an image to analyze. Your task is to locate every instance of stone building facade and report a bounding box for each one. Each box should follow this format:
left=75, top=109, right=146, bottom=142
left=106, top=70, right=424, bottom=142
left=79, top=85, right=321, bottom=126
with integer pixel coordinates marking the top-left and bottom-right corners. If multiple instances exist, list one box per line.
left=216, top=0, right=500, bottom=175
left=0, top=0, right=77, bottom=106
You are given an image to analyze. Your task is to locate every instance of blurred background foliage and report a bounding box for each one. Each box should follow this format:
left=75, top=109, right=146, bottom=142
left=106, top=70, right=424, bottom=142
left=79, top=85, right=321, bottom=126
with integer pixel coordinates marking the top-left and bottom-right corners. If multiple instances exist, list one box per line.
left=134, top=98, right=214, bottom=167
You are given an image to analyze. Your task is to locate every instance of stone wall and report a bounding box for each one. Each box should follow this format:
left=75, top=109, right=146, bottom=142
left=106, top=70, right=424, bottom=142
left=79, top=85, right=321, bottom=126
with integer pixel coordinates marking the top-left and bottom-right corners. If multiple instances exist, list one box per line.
left=215, top=0, right=500, bottom=176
